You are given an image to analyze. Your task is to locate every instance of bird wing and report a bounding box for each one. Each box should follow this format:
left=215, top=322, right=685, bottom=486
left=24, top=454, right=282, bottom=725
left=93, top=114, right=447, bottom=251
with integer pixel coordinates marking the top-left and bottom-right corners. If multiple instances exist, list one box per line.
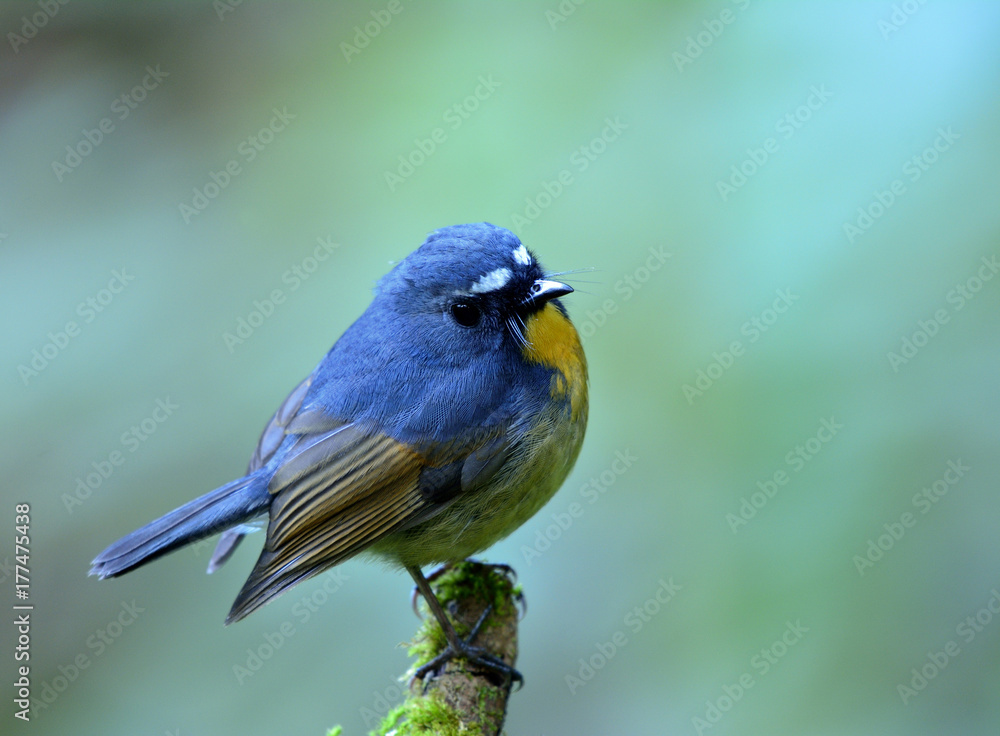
left=224, top=412, right=508, bottom=623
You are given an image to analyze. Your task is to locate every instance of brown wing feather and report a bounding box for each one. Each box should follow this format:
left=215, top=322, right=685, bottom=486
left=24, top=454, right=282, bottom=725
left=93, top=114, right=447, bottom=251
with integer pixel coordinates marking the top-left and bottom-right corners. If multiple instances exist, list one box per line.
left=225, top=428, right=431, bottom=623
left=266, top=426, right=422, bottom=547
left=214, top=382, right=513, bottom=621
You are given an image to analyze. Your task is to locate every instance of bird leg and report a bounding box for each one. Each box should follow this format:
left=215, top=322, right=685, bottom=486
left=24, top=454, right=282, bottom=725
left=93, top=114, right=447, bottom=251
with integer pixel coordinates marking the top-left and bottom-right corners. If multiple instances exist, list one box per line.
left=406, top=564, right=523, bottom=689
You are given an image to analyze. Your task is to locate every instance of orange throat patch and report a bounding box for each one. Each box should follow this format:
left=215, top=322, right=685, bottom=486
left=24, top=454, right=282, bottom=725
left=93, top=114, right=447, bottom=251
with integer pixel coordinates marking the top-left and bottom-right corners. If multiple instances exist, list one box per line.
left=521, top=302, right=588, bottom=419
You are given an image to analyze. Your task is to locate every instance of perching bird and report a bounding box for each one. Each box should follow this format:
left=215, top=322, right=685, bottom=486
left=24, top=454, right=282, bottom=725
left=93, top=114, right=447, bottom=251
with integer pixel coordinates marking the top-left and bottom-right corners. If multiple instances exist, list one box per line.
left=91, top=222, right=588, bottom=678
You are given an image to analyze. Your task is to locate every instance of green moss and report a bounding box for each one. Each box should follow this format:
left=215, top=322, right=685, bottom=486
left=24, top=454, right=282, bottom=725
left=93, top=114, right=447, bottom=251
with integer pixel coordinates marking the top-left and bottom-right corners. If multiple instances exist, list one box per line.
left=407, top=612, right=448, bottom=671
left=371, top=702, right=408, bottom=736
left=434, top=562, right=517, bottom=620
left=369, top=691, right=483, bottom=736
left=475, top=684, right=505, bottom=727
left=384, top=562, right=515, bottom=733
left=407, top=561, right=516, bottom=672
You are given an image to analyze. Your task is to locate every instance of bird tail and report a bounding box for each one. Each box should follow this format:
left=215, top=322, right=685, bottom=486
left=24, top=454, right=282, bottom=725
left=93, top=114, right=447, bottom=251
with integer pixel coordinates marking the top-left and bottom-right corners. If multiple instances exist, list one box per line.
left=90, top=471, right=271, bottom=579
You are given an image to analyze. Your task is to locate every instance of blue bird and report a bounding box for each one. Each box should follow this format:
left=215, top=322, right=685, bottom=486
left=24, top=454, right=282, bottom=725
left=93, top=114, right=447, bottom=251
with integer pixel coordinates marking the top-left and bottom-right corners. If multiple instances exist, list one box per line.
left=91, top=222, right=588, bottom=679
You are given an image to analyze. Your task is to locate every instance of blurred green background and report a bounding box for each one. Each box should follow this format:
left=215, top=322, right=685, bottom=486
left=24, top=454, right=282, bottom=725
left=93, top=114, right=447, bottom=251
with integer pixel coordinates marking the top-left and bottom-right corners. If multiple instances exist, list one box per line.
left=2, top=2, right=999, bottom=734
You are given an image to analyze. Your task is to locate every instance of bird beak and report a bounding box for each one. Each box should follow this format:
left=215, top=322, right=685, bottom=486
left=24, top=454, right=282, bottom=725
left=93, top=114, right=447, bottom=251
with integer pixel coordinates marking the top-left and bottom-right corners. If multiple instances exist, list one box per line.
left=525, top=278, right=574, bottom=307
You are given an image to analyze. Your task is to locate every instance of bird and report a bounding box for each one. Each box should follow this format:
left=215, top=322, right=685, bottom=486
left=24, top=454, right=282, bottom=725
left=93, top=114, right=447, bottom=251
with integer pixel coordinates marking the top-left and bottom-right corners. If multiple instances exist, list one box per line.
left=91, top=222, right=588, bottom=679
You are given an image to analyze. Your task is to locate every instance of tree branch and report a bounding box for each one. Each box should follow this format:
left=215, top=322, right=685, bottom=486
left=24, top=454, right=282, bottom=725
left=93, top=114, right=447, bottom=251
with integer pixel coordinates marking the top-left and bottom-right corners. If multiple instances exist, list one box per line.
left=374, top=561, right=520, bottom=735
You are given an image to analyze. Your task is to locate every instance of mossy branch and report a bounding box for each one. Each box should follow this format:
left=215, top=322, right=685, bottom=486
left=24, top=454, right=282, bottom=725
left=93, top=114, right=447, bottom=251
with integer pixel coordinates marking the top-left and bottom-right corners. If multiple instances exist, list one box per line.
left=372, top=561, right=521, bottom=736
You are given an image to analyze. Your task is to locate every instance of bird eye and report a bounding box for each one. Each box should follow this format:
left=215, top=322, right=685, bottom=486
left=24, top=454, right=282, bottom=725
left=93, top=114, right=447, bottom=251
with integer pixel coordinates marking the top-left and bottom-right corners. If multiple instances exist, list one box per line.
left=450, top=302, right=481, bottom=328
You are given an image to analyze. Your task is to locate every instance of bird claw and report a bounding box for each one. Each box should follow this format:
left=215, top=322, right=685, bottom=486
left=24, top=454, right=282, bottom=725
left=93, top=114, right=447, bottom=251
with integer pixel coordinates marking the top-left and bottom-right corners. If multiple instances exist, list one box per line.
left=476, top=561, right=517, bottom=585
left=412, top=645, right=523, bottom=691
left=475, top=562, right=525, bottom=620
left=410, top=603, right=523, bottom=691
left=513, top=588, right=527, bottom=621
left=410, top=585, right=422, bottom=619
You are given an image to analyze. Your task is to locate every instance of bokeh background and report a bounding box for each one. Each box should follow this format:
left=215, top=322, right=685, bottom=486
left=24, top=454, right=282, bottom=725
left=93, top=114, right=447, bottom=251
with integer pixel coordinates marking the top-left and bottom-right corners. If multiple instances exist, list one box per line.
left=2, top=2, right=999, bottom=734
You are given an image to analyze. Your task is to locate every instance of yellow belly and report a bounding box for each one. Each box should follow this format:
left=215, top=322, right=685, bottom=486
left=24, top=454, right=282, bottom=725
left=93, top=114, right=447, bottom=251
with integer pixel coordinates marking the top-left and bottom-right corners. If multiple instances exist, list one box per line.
left=377, top=302, right=589, bottom=566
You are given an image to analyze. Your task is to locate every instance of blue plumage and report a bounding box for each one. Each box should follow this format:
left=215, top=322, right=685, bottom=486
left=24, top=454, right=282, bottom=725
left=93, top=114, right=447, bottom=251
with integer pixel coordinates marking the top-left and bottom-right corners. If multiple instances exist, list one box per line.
left=91, top=222, right=588, bottom=627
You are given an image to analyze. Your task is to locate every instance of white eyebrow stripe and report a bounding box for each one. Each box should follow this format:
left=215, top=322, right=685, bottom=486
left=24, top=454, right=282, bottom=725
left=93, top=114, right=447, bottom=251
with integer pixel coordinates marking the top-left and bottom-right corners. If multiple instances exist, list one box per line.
left=469, top=267, right=512, bottom=293
left=512, top=244, right=531, bottom=265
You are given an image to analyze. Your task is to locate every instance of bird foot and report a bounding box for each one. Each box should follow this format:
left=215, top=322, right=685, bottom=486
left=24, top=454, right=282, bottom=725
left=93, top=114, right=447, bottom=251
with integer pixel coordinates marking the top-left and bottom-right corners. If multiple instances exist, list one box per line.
left=410, top=603, right=523, bottom=690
